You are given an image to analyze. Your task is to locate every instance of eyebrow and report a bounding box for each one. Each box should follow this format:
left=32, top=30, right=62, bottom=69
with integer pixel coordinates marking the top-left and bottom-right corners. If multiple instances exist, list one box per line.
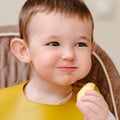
left=41, top=34, right=91, bottom=42
left=77, top=36, right=91, bottom=42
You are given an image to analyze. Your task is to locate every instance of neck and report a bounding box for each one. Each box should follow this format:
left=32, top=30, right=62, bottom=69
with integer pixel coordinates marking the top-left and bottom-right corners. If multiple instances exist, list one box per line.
left=24, top=79, right=73, bottom=104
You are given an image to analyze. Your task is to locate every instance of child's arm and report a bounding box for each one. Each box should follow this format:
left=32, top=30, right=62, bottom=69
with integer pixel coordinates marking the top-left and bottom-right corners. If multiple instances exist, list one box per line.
left=76, top=90, right=116, bottom=120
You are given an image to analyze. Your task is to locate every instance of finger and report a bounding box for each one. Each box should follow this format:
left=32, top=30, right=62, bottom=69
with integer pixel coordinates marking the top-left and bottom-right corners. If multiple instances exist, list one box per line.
left=85, top=89, right=102, bottom=97
left=77, top=101, right=109, bottom=120
left=82, top=90, right=109, bottom=109
left=79, top=100, right=101, bottom=114
left=77, top=102, right=96, bottom=119
left=77, top=91, right=109, bottom=115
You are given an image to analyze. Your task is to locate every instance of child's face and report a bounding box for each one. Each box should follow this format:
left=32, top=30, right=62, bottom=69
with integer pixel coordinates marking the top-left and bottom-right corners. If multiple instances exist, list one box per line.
left=27, top=12, right=94, bottom=86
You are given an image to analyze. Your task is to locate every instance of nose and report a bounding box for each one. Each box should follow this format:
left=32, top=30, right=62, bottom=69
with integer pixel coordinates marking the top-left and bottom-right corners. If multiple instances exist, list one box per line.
left=61, top=47, right=75, bottom=61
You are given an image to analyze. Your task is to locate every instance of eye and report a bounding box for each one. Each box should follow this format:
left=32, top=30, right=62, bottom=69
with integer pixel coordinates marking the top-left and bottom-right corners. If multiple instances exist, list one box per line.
left=46, top=42, right=60, bottom=46
left=76, top=42, right=87, bottom=47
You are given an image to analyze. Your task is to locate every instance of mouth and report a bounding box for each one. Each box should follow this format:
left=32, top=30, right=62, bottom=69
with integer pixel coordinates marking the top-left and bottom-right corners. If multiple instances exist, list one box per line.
left=58, top=66, right=78, bottom=72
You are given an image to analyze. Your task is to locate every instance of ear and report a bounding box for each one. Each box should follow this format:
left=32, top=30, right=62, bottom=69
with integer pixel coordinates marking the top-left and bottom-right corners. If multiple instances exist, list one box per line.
left=11, top=38, right=31, bottom=63
left=91, top=41, right=96, bottom=53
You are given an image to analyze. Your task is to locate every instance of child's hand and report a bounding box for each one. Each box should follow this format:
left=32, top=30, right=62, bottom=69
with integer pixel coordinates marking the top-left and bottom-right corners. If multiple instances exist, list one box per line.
left=76, top=90, right=109, bottom=120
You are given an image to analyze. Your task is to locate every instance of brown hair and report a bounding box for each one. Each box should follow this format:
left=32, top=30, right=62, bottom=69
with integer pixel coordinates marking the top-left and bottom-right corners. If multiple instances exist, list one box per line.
left=19, top=0, right=94, bottom=43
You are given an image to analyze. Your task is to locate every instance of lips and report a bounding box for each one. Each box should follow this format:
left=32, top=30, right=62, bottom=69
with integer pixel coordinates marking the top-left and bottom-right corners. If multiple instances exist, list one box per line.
left=58, top=66, right=78, bottom=72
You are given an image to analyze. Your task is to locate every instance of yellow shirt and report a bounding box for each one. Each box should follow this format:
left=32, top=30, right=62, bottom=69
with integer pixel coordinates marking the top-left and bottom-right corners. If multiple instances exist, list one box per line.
left=0, top=81, right=84, bottom=120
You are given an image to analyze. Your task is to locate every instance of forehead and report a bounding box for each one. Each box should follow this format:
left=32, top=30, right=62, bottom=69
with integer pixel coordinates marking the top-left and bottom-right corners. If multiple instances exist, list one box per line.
left=28, top=12, right=92, bottom=34
left=30, top=10, right=92, bottom=23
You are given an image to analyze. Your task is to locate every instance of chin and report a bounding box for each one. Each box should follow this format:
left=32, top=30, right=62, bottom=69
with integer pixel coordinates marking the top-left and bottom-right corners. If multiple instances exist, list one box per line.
left=58, top=79, right=75, bottom=87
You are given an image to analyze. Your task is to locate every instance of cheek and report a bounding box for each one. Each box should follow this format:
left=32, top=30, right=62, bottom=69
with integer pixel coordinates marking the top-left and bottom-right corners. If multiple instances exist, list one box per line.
left=83, top=56, right=92, bottom=72
left=41, top=52, right=58, bottom=65
left=78, top=51, right=92, bottom=73
left=84, top=54, right=92, bottom=73
left=31, top=51, right=58, bottom=69
left=82, top=51, right=91, bottom=63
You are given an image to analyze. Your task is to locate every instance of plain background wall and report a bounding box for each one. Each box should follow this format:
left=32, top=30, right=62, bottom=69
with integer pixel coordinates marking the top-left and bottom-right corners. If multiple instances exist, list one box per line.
left=0, top=0, right=120, bottom=73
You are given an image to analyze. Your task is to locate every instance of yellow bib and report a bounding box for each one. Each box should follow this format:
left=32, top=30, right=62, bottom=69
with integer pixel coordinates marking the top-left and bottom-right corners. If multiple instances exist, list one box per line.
left=0, top=82, right=84, bottom=120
